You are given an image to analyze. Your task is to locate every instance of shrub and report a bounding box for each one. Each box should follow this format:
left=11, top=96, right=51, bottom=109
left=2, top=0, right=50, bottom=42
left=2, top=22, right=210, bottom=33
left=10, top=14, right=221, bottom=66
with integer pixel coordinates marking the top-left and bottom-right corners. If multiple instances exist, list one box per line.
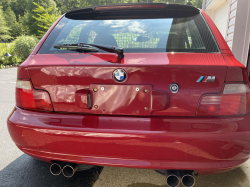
left=0, top=43, right=14, bottom=65
left=0, top=43, right=23, bottom=66
left=13, top=35, right=39, bottom=61
left=4, top=44, right=22, bottom=65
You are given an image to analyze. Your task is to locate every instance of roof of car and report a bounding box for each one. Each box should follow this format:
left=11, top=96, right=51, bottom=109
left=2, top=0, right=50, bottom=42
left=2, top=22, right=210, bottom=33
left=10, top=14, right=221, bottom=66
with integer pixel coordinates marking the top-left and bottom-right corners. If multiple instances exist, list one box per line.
left=65, top=3, right=200, bottom=19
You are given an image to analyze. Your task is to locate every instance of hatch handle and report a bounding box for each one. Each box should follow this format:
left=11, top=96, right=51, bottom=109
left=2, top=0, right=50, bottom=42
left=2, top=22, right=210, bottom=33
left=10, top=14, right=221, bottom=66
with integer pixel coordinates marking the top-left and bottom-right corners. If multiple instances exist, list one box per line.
left=75, top=89, right=91, bottom=109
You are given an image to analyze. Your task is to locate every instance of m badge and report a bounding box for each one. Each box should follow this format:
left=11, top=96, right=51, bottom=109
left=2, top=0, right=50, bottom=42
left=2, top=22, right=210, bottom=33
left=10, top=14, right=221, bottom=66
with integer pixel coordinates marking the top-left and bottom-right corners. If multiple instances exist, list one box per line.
left=197, top=76, right=215, bottom=82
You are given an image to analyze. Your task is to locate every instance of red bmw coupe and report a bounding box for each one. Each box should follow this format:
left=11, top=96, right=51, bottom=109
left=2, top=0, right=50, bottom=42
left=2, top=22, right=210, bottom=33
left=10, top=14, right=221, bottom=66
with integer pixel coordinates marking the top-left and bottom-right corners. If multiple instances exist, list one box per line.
left=7, top=3, right=250, bottom=187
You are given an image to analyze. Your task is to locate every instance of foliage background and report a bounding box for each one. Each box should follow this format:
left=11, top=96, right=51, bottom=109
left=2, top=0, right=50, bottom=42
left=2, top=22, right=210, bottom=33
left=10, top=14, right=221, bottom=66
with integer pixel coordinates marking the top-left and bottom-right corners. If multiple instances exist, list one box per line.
left=0, top=0, right=203, bottom=67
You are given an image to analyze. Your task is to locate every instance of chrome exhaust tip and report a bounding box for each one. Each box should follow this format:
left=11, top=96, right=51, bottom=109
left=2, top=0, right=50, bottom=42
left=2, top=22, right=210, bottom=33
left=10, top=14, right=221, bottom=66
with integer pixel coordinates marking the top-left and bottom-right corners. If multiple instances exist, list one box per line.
left=166, top=175, right=180, bottom=187
left=182, top=174, right=195, bottom=187
left=62, top=164, right=79, bottom=178
left=50, top=163, right=61, bottom=176
left=166, top=170, right=180, bottom=187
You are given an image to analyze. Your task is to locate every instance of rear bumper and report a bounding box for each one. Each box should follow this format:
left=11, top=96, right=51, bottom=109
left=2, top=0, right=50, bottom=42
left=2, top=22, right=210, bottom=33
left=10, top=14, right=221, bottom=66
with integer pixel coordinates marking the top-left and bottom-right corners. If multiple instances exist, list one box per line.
left=7, top=107, right=250, bottom=175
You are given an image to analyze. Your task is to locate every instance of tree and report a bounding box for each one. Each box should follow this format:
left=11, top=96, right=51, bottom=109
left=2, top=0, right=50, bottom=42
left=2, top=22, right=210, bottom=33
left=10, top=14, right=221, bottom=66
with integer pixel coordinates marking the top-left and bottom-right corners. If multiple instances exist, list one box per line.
left=54, top=0, right=81, bottom=14
left=186, top=0, right=192, bottom=5
left=164, top=0, right=186, bottom=3
left=9, top=0, right=29, bottom=18
left=32, top=2, right=60, bottom=38
left=190, top=0, right=202, bottom=8
left=4, top=7, right=24, bottom=38
left=22, top=0, right=59, bottom=36
left=0, top=6, right=11, bottom=41
left=0, top=0, right=11, bottom=11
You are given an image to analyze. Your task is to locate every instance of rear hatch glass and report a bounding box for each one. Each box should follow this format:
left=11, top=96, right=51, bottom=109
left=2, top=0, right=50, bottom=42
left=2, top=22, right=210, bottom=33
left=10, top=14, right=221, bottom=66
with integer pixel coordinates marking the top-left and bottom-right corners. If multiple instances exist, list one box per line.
left=39, top=5, right=219, bottom=54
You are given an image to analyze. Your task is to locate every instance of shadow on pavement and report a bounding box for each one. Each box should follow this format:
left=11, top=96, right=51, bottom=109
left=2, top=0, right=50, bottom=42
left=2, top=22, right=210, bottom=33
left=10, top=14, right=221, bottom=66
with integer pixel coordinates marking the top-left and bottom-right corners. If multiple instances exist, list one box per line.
left=195, top=167, right=249, bottom=187
left=0, top=154, right=103, bottom=187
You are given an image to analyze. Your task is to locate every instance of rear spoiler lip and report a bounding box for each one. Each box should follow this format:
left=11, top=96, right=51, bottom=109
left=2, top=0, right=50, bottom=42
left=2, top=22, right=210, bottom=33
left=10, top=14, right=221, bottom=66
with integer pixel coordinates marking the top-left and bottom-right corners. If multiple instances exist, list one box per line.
left=65, top=3, right=200, bottom=17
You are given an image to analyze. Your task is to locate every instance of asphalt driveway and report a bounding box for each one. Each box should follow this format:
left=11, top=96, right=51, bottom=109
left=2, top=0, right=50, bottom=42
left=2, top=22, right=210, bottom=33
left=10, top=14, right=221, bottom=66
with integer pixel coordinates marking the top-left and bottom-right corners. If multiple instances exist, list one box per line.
left=0, top=67, right=250, bottom=187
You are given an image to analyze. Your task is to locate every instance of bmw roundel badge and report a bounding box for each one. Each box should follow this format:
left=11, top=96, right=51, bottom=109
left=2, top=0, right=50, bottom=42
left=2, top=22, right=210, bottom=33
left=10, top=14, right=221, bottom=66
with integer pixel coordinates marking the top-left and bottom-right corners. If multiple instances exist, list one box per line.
left=169, top=83, right=179, bottom=93
left=113, top=69, right=127, bottom=83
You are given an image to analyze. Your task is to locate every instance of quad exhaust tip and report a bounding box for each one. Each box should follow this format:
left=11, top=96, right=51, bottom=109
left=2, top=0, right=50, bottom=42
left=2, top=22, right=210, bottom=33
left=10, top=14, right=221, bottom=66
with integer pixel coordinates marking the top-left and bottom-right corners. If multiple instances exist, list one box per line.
left=166, top=170, right=196, bottom=187
left=62, top=164, right=79, bottom=178
left=50, top=161, right=93, bottom=177
left=182, top=174, right=195, bottom=187
left=166, top=174, right=180, bottom=187
left=50, top=163, right=61, bottom=176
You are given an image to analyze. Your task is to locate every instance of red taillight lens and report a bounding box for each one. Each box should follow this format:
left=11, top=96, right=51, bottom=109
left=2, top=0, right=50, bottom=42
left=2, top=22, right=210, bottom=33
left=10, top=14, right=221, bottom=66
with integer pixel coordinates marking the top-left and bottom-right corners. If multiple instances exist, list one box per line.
left=16, top=80, right=53, bottom=111
left=197, top=84, right=250, bottom=116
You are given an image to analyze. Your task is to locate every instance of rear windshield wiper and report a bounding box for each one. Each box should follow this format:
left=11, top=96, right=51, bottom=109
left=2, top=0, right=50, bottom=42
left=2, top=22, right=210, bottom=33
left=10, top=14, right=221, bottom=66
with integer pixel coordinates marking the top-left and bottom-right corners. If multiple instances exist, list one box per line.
left=54, top=43, right=124, bottom=58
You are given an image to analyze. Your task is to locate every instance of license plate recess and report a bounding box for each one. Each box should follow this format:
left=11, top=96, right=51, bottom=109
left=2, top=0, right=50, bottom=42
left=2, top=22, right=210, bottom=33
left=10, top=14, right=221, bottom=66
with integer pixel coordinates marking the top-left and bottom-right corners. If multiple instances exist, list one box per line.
left=90, top=84, right=152, bottom=116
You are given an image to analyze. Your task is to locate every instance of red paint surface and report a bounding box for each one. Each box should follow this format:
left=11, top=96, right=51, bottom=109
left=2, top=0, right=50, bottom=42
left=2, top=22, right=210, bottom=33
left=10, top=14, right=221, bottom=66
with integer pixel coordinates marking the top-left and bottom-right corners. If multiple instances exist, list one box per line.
left=152, top=90, right=169, bottom=111
left=17, top=66, right=30, bottom=80
left=223, top=54, right=249, bottom=82
left=8, top=107, right=250, bottom=175
left=7, top=9, right=250, bottom=175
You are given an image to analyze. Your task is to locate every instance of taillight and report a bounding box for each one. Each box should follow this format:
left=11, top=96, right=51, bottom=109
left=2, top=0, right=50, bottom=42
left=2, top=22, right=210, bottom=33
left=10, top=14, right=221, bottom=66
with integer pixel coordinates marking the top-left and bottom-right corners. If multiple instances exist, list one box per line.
left=16, top=80, right=53, bottom=111
left=197, top=83, right=250, bottom=117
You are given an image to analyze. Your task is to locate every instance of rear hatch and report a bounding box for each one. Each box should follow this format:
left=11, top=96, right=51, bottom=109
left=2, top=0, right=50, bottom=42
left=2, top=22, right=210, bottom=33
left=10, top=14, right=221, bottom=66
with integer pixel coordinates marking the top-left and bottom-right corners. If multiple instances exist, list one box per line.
left=25, top=4, right=226, bottom=117
left=27, top=53, right=227, bottom=117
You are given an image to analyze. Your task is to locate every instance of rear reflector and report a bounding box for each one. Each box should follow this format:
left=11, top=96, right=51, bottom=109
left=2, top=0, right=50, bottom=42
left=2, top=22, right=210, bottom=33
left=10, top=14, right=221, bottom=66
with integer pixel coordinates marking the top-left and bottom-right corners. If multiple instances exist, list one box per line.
left=16, top=80, right=53, bottom=111
left=223, top=84, right=249, bottom=94
left=95, top=5, right=164, bottom=11
left=197, top=83, right=250, bottom=116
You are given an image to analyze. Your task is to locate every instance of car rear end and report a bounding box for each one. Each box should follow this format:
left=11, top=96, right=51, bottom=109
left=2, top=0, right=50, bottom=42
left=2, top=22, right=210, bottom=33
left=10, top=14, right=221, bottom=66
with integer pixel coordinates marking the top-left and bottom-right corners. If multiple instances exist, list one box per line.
left=7, top=3, right=250, bottom=179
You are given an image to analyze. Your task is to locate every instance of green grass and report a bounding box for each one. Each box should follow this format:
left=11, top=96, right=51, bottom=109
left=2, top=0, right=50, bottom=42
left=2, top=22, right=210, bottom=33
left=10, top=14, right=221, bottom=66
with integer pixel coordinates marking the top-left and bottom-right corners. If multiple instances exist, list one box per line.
left=0, top=43, right=7, bottom=52
left=0, top=43, right=13, bottom=54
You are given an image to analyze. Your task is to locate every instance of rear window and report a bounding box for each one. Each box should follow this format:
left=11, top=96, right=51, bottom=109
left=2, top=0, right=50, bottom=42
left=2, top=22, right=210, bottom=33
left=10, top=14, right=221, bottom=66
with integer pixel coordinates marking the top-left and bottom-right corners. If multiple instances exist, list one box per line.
left=39, top=11, right=219, bottom=54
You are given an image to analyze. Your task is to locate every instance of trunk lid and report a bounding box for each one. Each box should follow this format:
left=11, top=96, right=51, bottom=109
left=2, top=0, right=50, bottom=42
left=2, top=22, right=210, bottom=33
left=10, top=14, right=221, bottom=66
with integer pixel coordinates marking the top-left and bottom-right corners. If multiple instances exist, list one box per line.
left=27, top=53, right=227, bottom=116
